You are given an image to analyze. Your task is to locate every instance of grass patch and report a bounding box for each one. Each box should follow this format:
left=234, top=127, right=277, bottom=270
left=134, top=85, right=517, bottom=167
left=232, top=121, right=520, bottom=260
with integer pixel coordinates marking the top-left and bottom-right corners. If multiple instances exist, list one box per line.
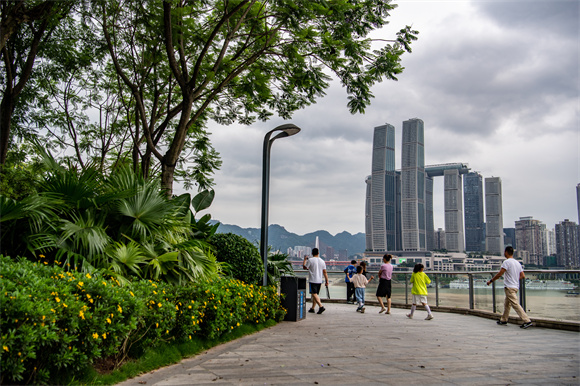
left=74, top=320, right=278, bottom=385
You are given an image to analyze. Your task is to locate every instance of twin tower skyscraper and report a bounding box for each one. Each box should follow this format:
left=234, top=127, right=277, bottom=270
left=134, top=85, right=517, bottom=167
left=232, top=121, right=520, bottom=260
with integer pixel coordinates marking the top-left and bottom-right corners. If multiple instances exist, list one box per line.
left=365, top=118, right=504, bottom=254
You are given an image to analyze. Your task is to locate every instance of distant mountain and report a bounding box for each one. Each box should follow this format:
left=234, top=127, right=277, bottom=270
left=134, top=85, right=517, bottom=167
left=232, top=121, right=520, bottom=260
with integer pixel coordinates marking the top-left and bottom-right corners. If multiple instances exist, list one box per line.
left=213, top=222, right=365, bottom=258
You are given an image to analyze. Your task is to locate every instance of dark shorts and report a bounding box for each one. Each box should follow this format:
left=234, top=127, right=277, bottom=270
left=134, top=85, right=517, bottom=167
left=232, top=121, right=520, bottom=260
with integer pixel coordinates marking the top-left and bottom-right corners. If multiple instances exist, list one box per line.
left=310, top=283, right=322, bottom=295
left=376, top=278, right=391, bottom=298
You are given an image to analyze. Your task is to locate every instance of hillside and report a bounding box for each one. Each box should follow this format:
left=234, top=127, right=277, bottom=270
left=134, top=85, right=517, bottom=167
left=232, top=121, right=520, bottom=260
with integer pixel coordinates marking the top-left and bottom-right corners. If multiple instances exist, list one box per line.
left=214, top=222, right=365, bottom=258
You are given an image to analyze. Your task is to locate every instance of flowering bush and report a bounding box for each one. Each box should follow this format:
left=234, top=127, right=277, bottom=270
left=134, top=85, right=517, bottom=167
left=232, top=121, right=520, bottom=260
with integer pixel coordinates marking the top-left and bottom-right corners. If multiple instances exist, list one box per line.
left=0, top=256, right=285, bottom=385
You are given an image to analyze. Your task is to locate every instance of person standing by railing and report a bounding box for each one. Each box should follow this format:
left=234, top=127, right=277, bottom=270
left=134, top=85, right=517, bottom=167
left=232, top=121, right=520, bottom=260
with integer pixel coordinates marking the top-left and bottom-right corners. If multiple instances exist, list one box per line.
left=487, top=246, right=533, bottom=329
left=344, top=260, right=357, bottom=304
left=376, top=254, right=393, bottom=314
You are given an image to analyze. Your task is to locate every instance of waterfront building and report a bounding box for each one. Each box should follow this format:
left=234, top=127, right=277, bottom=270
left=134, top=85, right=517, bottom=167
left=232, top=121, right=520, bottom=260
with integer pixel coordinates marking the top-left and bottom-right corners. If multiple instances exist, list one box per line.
left=326, top=246, right=335, bottom=260
left=515, top=216, right=546, bottom=265
left=435, top=228, right=446, bottom=250
left=366, top=124, right=397, bottom=252
left=485, top=177, right=504, bottom=255
left=503, top=227, right=516, bottom=249
left=577, top=184, right=580, bottom=224
left=338, top=249, right=348, bottom=259
left=555, top=219, right=580, bottom=268
left=425, top=176, right=434, bottom=251
left=444, top=169, right=465, bottom=252
left=464, top=172, right=485, bottom=252
left=546, top=228, right=557, bottom=256
left=401, top=118, right=426, bottom=251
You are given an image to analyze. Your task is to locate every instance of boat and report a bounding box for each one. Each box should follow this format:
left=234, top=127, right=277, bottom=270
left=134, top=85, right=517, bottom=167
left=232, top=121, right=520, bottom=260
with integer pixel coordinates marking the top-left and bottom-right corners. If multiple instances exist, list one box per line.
left=565, top=290, right=579, bottom=297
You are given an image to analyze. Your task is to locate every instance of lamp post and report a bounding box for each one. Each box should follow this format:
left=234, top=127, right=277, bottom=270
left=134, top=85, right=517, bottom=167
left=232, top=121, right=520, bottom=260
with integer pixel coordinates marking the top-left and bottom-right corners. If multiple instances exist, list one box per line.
left=260, top=123, right=301, bottom=286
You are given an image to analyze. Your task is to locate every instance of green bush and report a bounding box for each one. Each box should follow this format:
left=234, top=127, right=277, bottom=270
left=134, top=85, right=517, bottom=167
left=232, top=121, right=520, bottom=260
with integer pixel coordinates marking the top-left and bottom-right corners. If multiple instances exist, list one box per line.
left=0, top=256, right=284, bottom=385
left=210, top=233, right=264, bottom=285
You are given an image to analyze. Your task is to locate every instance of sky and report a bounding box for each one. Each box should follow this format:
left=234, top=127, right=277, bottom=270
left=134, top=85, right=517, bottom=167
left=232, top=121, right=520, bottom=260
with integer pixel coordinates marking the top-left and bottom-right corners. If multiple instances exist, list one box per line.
left=194, top=0, right=579, bottom=237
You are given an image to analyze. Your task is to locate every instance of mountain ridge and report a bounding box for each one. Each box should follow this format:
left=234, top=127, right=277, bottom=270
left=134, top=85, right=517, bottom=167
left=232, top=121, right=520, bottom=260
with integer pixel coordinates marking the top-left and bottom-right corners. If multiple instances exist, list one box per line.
left=213, top=221, right=365, bottom=258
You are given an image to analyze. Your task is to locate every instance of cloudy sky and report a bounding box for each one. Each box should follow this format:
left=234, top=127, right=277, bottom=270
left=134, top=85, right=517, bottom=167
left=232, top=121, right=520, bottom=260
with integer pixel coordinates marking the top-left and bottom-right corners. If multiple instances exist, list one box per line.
left=198, top=0, right=579, bottom=237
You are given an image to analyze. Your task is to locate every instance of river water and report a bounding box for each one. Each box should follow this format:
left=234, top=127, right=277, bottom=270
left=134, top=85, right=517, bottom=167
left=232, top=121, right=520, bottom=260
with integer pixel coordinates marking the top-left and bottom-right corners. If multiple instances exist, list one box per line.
left=302, top=276, right=580, bottom=321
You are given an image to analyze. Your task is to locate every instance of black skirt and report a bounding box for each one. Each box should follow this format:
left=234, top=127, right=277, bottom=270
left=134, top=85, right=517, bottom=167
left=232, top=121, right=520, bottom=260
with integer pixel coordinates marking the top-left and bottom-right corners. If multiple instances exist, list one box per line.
left=376, top=278, right=392, bottom=298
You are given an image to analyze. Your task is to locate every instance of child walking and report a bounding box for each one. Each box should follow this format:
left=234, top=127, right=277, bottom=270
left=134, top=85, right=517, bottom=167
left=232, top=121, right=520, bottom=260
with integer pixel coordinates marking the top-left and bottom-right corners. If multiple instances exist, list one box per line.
left=407, top=263, right=434, bottom=320
left=349, top=265, right=374, bottom=313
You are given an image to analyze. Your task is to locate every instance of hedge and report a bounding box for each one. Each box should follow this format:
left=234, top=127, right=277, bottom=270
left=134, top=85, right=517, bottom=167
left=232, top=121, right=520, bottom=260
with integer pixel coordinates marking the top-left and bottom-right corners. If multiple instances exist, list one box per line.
left=0, top=256, right=285, bottom=385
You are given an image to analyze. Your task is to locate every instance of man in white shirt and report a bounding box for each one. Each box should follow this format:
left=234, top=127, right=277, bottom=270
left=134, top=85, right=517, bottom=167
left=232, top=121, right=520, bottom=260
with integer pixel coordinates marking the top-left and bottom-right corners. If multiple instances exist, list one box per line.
left=487, top=246, right=532, bottom=329
left=303, top=248, right=329, bottom=314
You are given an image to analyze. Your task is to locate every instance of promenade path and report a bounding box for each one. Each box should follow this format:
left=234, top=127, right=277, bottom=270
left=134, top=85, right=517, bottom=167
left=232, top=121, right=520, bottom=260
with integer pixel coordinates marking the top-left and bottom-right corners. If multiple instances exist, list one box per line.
left=117, top=303, right=580, bottom=385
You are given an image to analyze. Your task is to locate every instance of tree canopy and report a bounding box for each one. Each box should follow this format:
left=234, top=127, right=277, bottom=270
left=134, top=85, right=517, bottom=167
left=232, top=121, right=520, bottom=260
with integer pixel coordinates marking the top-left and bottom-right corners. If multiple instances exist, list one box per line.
left=1, top=0, right=418, bottom=193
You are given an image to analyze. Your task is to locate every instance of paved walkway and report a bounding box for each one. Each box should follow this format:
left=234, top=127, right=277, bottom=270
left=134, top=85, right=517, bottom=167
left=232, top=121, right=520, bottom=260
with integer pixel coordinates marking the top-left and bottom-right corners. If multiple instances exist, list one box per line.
left=117, top=304, right=580, bottom=385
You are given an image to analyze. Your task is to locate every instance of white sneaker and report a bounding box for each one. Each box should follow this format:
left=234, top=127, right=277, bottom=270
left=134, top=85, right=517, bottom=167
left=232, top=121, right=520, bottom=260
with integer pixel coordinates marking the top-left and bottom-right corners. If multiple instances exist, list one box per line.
left=379, top=308, right=386, bottom=314
left=425, top=314, right=434, bottom=320
left=406, top=313, right=413, bottom=319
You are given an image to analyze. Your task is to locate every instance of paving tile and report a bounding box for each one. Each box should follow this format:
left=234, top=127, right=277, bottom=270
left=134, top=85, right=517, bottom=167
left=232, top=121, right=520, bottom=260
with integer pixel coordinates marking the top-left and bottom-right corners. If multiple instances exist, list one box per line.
left=116, top=304, right=580, bottom=386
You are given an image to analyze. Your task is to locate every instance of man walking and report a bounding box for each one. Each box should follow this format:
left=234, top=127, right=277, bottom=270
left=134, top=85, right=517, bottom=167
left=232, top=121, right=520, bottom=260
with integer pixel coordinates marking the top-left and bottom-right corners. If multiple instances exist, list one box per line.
left=303, top=248, right=329, bottom=314
left=487, top=246, right=533, bottom=329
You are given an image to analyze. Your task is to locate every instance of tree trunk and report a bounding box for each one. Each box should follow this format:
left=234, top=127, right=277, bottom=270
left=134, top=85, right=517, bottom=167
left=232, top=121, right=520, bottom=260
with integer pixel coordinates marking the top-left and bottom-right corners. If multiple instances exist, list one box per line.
left=0, top=94, right=14, bottom=165
left=160, top=162, right=175, bottom=196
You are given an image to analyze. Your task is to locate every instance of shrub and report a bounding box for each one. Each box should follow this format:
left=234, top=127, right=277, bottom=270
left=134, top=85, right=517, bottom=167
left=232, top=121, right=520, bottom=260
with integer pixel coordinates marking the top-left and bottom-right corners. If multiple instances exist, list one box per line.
left=209, top=233, right=264, bottom=285
left=0, top=256, right=285, bottom=385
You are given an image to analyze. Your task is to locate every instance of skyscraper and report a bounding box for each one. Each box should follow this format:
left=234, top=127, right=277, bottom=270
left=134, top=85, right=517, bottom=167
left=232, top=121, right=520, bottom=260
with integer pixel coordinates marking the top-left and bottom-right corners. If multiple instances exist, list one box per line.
left=366, top=124, right=397, bottom=252
left=425, top=176, right=434, bottom=251
left=515, top=216, right=545, bottom=265
left=485, top=177, right=504, bottom=255
left=464, top=172, right=485, bottom=252
left=444, top=169, right=465, bottom=252
left=577, top=184, right=580, bottom=224
left=555, top=219, right=579, bottom=268
left=401, top=118, right=426, bottom=251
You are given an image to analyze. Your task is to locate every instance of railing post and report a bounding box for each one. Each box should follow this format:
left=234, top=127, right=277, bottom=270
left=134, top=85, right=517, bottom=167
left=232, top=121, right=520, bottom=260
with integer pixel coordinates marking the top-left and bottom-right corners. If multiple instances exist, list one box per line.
left=519, top=277, right=526, bottom=311
left=468, top=274, right=474, bottom=310
left=435, top=274, right=439, bottom=307
left=491, top=277, right=496, bottom=313
left=405, top=273, right=409, bottom=305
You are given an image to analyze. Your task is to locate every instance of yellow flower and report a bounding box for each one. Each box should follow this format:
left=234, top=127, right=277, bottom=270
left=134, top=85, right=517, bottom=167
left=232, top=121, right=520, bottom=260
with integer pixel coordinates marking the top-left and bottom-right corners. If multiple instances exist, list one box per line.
left=237, top=323, right=240, bottom=327
left=189, top=335, right=192, bottom=339
left=102, top=333, right=106, bottom=339
left=77, top=282, right=84, bottom=287
left=55, top=297, right=60, bottom=303
left=92, top=333, right=99, bottom=339
left=117, top=305, right=122, bottom=313
left=62, top=303, right=67, bottom=308
left=102, top=281, right=107, bottom=286
left=42, top=315, right=45, bottom=320
left=39, top=254, right=45, bottom=258
left=86, top=273, right=91, bottom=279
left=156, top=323, right=159, bottom=328
left=79, top=311, right=85, bottom=320
left=130, top=291, right=135, bottom=297
left=175, top=305, right=179, bottom=310
left=157, top=303, right=162, bottom=308
left=106, top=318, right=111, bottom=324
left=2, top=346, right=8, bottom=352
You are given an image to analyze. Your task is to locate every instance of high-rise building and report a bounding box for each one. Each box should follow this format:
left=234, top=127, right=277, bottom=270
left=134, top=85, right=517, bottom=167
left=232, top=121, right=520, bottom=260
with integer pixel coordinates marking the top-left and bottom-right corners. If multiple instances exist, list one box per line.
left=464, top=172, right=485, bottom=252
left=555, top=219, right=580, bottom=268
left=546, top=228, right=556, bottom=256
left=577, top=184, right=580, bottom=224
left=425, top=176, right=434, bottom=250
left=444, top=169, right=465, bottom=252
left=326, top=246, right=335, bottom=260
left=485, top=177, right=504, bottom=255
left=366, top=124, right=397, bottom=252
left=503, top=227, right=516, bottom=249
left=515, top=216, right=546, bottom=265
left=401, top=118, right=426, bottom=251
left=435, top=228, right=446, bottom=250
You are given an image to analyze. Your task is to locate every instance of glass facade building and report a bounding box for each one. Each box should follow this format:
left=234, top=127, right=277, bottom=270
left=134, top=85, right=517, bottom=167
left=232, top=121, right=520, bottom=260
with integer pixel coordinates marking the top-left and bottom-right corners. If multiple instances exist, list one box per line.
left=464, top=172, right=485, bottom=252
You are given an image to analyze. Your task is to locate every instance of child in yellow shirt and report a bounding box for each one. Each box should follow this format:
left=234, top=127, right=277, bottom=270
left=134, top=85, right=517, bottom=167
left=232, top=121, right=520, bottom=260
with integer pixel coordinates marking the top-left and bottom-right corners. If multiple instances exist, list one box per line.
left=407, top=263, right=434, bottom=320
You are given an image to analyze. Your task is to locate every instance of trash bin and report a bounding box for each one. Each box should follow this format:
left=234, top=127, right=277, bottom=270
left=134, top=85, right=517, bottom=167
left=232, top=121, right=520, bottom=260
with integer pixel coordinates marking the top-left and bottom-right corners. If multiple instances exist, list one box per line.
left=280, top=276, right=306, bottom=321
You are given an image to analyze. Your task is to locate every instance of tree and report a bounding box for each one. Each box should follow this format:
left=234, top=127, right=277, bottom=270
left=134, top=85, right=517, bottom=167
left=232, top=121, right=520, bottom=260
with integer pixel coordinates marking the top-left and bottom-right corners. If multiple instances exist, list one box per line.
left=98, top=0, right=418, bottom=194
left=0, top=0, right=74, bottom=165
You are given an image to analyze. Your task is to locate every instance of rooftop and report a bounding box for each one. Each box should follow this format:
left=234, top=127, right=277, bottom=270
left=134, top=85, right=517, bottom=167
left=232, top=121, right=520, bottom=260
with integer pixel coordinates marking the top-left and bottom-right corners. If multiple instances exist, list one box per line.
left=117, top=303, right=579, bottom=385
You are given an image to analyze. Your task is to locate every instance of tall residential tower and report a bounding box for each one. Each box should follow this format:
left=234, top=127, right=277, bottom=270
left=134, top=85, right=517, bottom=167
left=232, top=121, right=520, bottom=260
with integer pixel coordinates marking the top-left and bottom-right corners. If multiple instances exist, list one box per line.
left=401, top=118, right=426, bottom=251
left=485, top=177, right=504, bottom=255
left=365, top=124, right=397, bottom=252
left=464, top=172, right=485, bottom=252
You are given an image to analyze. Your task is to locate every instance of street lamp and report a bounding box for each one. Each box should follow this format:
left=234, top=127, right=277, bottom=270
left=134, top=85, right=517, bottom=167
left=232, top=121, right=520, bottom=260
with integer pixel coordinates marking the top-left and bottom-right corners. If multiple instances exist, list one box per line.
left=260, top=123, right=301, bottom=286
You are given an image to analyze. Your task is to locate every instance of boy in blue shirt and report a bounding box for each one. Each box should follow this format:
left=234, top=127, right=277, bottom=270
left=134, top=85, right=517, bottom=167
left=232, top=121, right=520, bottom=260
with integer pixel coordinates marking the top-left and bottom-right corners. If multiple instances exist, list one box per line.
left=344, top=260, right=357, bottom=304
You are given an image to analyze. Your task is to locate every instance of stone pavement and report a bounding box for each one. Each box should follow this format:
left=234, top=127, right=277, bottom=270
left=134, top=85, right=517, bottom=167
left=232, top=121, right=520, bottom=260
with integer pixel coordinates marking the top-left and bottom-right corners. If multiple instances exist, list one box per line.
left=117, top=303, right=580, bottom=385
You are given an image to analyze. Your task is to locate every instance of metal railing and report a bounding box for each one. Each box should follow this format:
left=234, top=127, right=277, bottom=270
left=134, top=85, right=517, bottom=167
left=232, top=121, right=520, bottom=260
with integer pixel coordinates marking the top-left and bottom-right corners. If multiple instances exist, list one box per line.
left=292, top=269, right=580, bottom=321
